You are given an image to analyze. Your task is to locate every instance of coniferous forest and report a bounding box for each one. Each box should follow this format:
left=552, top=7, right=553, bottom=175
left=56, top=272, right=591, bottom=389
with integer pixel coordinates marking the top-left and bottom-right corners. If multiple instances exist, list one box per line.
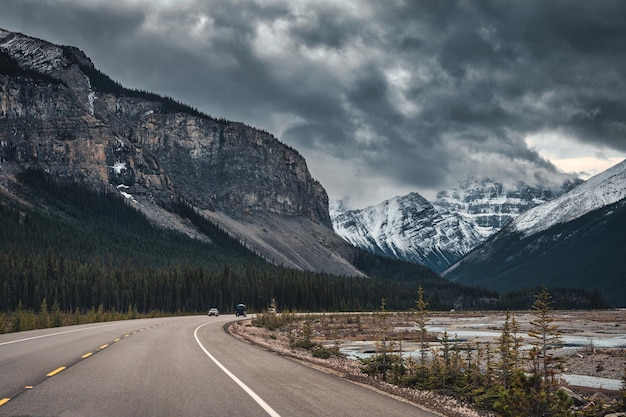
left=0, top=170, right=607, bottom=333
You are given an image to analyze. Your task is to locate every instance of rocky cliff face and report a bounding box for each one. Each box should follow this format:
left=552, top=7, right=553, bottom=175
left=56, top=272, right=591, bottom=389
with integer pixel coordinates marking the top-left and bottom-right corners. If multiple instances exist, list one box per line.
left=0, top=28, right=361, bottom=276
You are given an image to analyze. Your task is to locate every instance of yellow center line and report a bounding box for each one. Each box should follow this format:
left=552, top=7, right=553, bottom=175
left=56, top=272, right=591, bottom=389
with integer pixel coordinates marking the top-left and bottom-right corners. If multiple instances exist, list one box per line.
left=0, top=398, right=10, bottom=406
left=124, top=334, right=130, bottom=337
left=99, top=344, right=108, bottom=349
left=114, top=338, right=121, bottom=342
left=25, top=386, right=33, bottom=389
left=46, top=367, right=66, bottom=377
left=82, top=352, right=93, bottom=359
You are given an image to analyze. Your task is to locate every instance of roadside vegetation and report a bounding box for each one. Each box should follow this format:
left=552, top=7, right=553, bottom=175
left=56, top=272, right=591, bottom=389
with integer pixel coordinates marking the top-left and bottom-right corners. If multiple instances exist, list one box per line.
left=0, top=300, right=169, bottom=333
left=250, top=288, right=626, bottom=417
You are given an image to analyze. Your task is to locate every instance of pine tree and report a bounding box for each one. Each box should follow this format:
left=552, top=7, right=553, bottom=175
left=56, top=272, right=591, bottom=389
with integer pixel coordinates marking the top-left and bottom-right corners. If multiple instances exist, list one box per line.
left=51, top=300, right=62, bottom=327
left=413, top=287, right=429, bottom=371
left=361, top=298, right=405, bottom=383
left=510, top=312, right=522, bottom=370
left=528, top=287, right=562, bottom=388
left=521, top=287, right=571, bottom=416
left=497, top=311, right=515, bottom=389
left=38, top=298, right=50, bottom=329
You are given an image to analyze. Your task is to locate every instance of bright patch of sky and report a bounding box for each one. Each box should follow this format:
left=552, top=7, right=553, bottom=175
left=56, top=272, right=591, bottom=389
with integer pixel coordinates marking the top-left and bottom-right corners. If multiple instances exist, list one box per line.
left=526, top=131, right=625, bottom=180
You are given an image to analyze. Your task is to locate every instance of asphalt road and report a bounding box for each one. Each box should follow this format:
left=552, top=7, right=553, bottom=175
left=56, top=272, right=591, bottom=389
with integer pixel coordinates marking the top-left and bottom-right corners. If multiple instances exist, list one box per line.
left=0, top=315, right=436, bottom=416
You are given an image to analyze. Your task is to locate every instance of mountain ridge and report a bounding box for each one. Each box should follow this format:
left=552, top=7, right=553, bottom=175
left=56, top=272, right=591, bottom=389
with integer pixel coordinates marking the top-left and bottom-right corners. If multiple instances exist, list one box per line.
left=0, top=27, right=612, bottom=312
left=512, top=159, right=626, bottom=236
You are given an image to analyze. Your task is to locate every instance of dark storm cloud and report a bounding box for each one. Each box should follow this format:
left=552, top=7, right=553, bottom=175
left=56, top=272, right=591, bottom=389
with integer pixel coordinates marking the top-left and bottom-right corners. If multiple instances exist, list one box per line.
left=1, top=0, right=625, bottom=208
left=287, top=5, right=358, bottom=50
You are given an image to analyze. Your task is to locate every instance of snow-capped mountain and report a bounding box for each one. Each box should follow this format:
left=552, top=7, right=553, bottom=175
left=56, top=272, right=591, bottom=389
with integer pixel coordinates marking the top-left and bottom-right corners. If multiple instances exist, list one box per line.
left=443, top=159, right=626, bottom=306
left=512, top=159, right=626, bottom=236
left=331, top=179, right=566, bottom=272
left=332, top=192, right=479, bottom=272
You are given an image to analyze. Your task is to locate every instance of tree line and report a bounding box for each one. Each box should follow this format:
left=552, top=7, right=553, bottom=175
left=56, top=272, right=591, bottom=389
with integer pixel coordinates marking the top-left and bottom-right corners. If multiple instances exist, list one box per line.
left=0, top=170, right=608, bottom=334
left=0, top=49, right=64, bottom=87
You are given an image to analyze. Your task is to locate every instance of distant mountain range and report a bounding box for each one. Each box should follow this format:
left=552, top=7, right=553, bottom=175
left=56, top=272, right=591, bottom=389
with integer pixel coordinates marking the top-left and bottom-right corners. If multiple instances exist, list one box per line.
left=331, top=178, right=578, bottom=272
left=332, top=165, right=625, bottom=307
left=443, top=159, right=626, bottom=306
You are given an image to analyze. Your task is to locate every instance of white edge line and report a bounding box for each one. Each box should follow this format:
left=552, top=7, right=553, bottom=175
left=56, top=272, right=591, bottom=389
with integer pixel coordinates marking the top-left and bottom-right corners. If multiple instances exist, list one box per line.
left=0, top=322, right=126, bottom=346
left=194, top=322, right=281, bottom=417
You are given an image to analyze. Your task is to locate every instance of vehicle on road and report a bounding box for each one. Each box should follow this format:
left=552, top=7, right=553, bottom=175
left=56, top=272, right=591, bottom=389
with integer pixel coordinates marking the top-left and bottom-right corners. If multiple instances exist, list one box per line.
left=208, top=308, right=219, bottom=316
left=235, top=303, right=247, bottom=317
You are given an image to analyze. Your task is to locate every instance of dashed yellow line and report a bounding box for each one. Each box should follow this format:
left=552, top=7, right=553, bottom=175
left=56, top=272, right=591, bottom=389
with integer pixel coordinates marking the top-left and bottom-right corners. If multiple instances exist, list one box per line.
left=0, top=327, right=155, bottom=407
left=46, top=367, right=66, bottom=377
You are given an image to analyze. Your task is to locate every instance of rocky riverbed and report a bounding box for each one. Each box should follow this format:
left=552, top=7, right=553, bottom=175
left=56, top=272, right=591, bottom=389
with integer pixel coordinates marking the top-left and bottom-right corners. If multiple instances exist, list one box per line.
left=230, top=309, right=626, bottom=416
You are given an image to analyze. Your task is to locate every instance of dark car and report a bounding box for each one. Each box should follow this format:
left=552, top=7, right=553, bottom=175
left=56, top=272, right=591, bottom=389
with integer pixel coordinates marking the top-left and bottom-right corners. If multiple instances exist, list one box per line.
left=235, top=303, right=247, bottom=317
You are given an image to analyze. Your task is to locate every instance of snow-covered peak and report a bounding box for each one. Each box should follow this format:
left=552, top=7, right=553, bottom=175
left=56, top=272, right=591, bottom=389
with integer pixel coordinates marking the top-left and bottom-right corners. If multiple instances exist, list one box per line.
left=513, top=159, right=626, bottom=236
left=332, top=191, right=490, bottom=272
left=332, top=192, right=434, bottom=251
left=435, top=178, right=556, bottom=208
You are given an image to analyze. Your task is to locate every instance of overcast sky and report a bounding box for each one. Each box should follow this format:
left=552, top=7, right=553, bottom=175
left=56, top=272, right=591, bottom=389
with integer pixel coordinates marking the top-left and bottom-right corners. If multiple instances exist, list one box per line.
left=2, top=1, right=625, bottom=209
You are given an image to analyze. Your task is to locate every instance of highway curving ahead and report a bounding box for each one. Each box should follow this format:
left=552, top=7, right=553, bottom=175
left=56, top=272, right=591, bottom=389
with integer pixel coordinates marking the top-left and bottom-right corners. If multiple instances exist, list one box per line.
left=0, top=315, right=437, bottom=416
